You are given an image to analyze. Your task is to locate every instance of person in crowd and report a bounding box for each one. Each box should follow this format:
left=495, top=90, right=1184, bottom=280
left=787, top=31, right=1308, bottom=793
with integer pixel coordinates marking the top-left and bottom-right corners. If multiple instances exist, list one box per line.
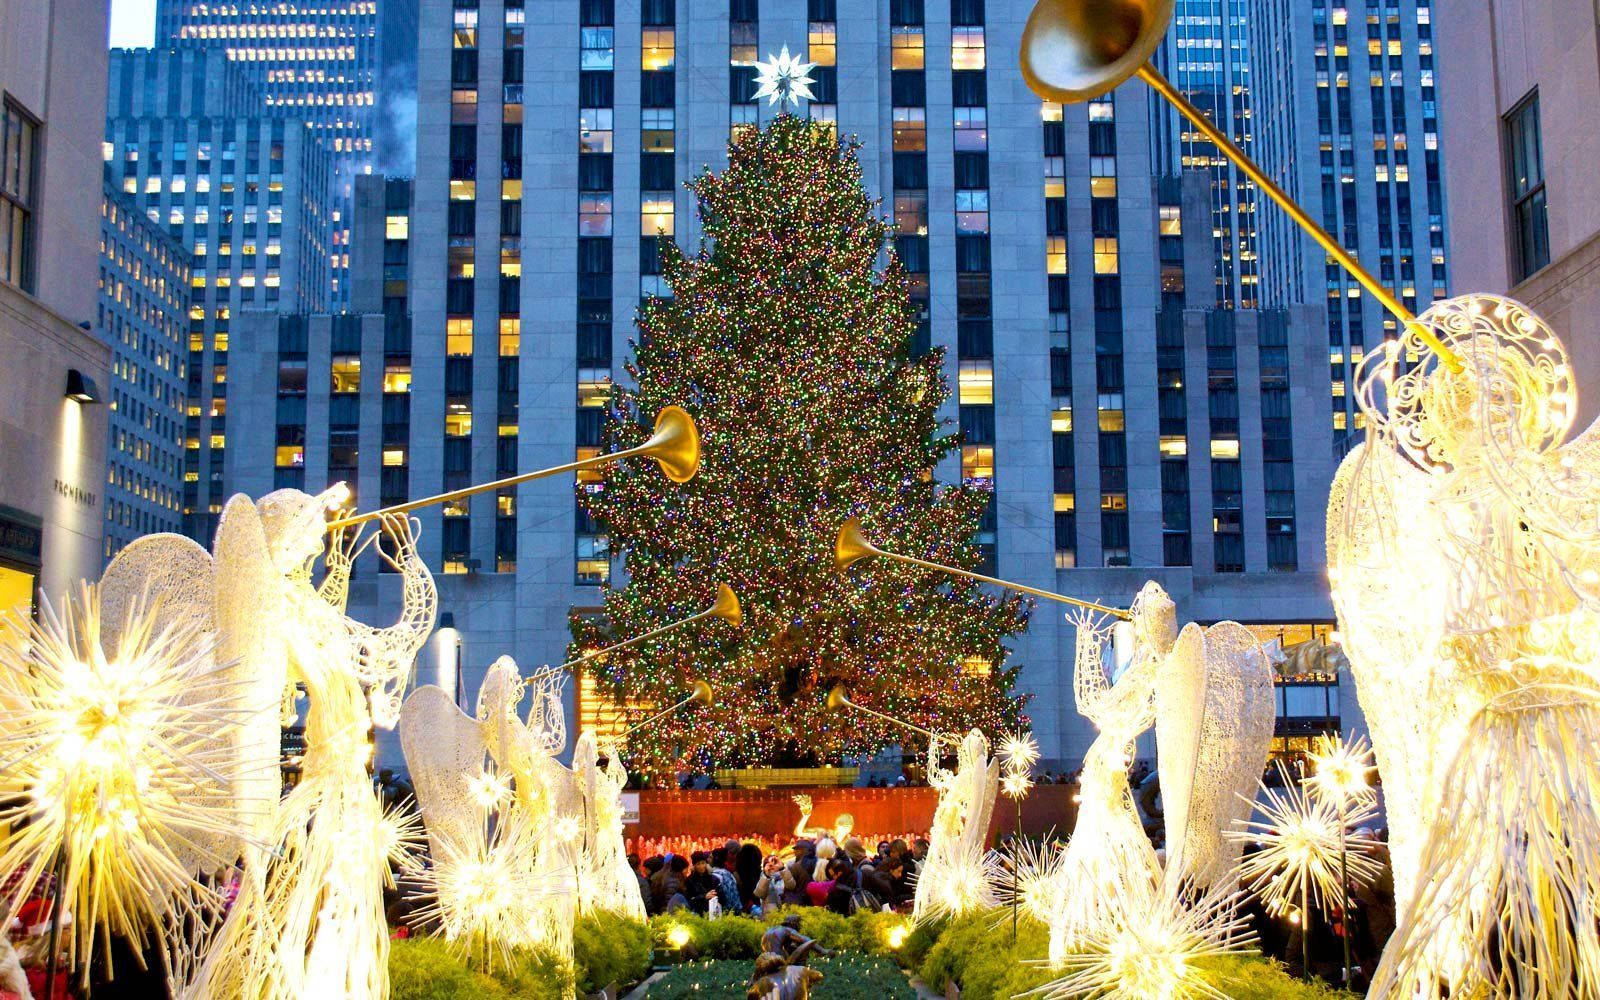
left=652, top=854, right=691, bottom=913
left=782, top=841, right=814, bottom=907
left=803, top=857, right=836, bottom=908
left=825, top=857, right=865, bottom=915
left=912, top=838, right=930, bottom=864
left=736, top=842, right=764, bottom=909
left=686, top=852, right=727, bottom=915
left=754, top=853, right=794, bottom=913
left=707, top=847, right=743, bottom=914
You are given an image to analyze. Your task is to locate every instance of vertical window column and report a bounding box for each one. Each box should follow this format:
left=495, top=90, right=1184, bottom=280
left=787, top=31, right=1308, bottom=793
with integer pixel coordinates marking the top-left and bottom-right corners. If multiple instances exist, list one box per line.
left=1155, top=180, right=1190, bottom=567
left=1259, top=313, right=1296, bottom=571
left=808, top=0, right=838, bottom=130
left=1044, top=102, right=1074, bottom=568
left=1088, top=97, right=1128, bottom=568
left=890, top=1, right=929, bottom=357
left=729, top=0, right=758, bottom=141
left=1208, top=312, right=1243, bottom=573
left=951, top=0, right=994, bottom=573
left=497, top=7, right=526, bottom=574
left=575, top=0, right=620, bottom=586
left=442, top=0, right=480, bottom=574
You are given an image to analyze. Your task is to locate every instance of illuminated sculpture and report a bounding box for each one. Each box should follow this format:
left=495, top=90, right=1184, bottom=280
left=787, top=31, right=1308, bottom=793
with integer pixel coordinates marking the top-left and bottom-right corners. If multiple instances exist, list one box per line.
left=1330, top=294, right=1600, bottom=999
left=172, top=494, right=436, bottom=1000
left=791, top=794, right=855, bottom=845
left=0, top=588, right=242, bottom=980
left=570, top=729, right=647, bottom=920
left=912, top=728, right=999, bottom=922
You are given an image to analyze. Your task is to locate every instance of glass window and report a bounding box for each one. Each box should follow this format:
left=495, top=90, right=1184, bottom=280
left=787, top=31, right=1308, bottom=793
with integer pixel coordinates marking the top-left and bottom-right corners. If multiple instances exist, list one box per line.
left=1505, top=90, right=1549, bottom=280
left=894, top=192, right=928, bottom=236
left=580, top=194, right=613, bottom=236
left=955, top=190, right=989, bottom=234
left=580, top=108, right=614, bottom=154
left=642, top=108, right=675, bottom=152
left=499, top=317, right=520, bottom=356
left=1094, top=237, right=1120, bottom=274
left=447, top=318, right=473, bottom=356
left=1046, top=236, right=1067, bottom=275
left=961, top=444, right=994, bottom=482
left=383, top=362, right=412, bottom=392
left=444, top=405, right=473, bottom=437
left=958, top=361, right=993, bottom=404
left=642, top=28, right=675, bottom=71
left=954, top=107, right=987, bottom=151
left=581, top=27, right=614, bottom=70
left=893, top=107, right=926, bottom=152
left=952, top=26, right=986, bottom=70
left=330, top=355, right=360, bottom=392
left=891, top=27, right=924, bottom=69
left=642, top=193, right=674, bottom=235
left=809, top=22, right=837, bottom=67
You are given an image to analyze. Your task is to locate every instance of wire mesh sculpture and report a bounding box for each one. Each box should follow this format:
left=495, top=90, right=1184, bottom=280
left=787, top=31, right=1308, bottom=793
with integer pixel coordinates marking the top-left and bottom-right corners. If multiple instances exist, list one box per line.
left=912, top=728, right=999, bottom=923
left=1331, top=294, right=1600, bottom=999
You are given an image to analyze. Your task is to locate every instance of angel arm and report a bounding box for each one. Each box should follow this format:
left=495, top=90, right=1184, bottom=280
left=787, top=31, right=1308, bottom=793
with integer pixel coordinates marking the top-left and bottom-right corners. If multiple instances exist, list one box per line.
left=349, top=515, right=438, bottom=685
left=317, top=523, right=377, bottom=613
left=1072, top=611, right=1115, bottom=721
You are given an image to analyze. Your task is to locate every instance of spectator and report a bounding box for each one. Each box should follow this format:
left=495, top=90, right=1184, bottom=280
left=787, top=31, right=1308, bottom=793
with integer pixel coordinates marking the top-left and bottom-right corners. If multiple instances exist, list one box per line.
left=736, top=843, right=764, bottom=909
left=652, top=854, right=690, bottom=913
left=708, top=848, right=742, bottom=914
left=753, top=853, right=793, bottom=913
left=824, top=858, right=861, bottom=915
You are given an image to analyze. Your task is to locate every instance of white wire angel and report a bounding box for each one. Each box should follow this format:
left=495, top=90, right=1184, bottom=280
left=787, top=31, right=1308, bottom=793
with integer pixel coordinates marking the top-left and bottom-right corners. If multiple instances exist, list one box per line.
left=912, top=729, right=999, bottom=923
left=1332, top=294, right=1600, bottom=999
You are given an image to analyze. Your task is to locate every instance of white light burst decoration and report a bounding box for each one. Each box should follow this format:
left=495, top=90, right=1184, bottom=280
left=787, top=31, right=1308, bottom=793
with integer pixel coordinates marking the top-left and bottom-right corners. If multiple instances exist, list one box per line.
left=751, top=45, right=817, bottom=107
left=1304, top=732, right=1375, bottom=807
left=985, top=837, right=1063, bottom=927
left=1231, top=765, right=1381, bottom=917
left=1025, top=885, right=1256, bottom=1000
left=0, top=586, right=243, bottom=978
left=1000, top=732, right=1041, bottom=774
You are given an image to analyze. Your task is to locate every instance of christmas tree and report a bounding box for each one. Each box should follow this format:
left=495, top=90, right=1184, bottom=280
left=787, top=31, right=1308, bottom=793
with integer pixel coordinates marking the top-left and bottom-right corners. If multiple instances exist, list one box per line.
left=571, top=116, right=1029, bottom=773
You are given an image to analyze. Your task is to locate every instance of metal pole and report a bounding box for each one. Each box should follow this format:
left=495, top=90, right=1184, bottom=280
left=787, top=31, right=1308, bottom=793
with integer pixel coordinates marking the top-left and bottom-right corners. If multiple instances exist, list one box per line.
left=1300, top=874, right=1311, bottom=980
left=1011, top=798, right=1021, bottom=943
left=1339, top=803, right=1352, bottom=986
left=878, top=550, right=1131, bottom=619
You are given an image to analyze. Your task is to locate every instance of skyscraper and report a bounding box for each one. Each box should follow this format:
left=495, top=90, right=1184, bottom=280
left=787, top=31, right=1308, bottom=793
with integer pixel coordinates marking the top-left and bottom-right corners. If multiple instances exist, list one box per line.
left=154, top=0, right=420, bottom=303
left=106, top=47, right=335, bottom=541
left=1152, top=0, right=1261, bottom=309
left=97, top=188, right=191, bottom=561
left=230, top=0, right=1343, bottom=769
left=1252, top=0, right=1450, bottom=447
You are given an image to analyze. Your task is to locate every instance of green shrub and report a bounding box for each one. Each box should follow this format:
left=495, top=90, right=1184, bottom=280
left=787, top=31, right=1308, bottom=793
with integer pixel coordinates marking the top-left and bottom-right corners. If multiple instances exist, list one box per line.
left=571, top=910, right=651, bottom=993
left=1200, top=954, right=1361, bottom=1000
left=388, top=936, right=512, bottom=1000
left=496, top=947, right=577, bottom=999
left=645, top=953, right=916, bottom=999
left=649, top=911, right=766, bottom=960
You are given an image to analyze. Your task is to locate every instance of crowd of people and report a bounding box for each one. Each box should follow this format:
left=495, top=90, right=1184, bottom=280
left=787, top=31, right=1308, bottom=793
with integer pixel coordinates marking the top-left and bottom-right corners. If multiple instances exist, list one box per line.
left=632, top=835, right=932, bottom=917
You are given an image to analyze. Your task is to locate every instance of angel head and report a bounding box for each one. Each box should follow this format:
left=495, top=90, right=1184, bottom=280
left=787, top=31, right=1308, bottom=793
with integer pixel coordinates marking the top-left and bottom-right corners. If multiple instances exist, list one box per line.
left=257, top=485, right=348, bottom=574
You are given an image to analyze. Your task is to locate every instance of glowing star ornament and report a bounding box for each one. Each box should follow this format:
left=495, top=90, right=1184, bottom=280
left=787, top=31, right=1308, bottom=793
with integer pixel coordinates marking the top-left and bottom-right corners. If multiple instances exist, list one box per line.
left=984, top=837, right=1063, bottom=927
left=1304, top=732, right=1375, bottom=807
left=1331, top=293, right=1600, bottom=999
left=1025, top=884, right=1256, bottom=1000
left=0, top=587, right=244, bottom=980
left=751, top=45, right=817, bottom=107
left=1000, top=732, right=1041, bottom=775
left=1231, top=764, right=1382, bottom=919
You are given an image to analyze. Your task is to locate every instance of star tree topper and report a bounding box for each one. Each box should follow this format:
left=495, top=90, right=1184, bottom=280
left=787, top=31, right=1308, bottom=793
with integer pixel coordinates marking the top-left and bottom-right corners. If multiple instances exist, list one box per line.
left=752, top=45, right=817, bottom=107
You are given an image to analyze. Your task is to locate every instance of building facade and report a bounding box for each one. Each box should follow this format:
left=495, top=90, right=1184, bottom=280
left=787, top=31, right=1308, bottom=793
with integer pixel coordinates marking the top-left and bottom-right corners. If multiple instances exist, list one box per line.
left=0, top=0, right=113, bottom=611
left=1151, top=0, right=1260, bottom=309
left=106, top=47, right=335, bottom=542
left=230, top=0, right=1342, bottom=769
left=1435, top=0, right=1600, bottom=426
left=97, top=189, right=191, bottom=561
left=1252, top=0, right=1450, bottom=447
left=155, top=0, right=420, bottom=303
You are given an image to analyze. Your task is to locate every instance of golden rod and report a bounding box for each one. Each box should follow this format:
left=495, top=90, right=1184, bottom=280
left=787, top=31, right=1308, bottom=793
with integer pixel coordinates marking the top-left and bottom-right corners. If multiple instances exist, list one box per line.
left=621, top=680, right=714, bottom=737
left=826, top=685, right=939, bottom=739
left=326, top=405, right=700, bottom=531
left=836, top=518, right=1131, bottom=620
left=1134, top=65, right=1462, bottom=372
left=529, top=585, right=741, bottom=681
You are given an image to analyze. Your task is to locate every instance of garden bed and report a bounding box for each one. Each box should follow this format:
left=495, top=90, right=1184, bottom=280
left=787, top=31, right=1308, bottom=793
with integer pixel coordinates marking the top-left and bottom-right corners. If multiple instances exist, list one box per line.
left=644, top=954, right=917, bottom=999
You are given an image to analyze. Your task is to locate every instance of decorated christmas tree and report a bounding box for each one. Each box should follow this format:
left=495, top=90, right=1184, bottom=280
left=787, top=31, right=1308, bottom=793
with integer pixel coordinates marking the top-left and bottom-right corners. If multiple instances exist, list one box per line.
left=571, top=116, right=1029, bottom=773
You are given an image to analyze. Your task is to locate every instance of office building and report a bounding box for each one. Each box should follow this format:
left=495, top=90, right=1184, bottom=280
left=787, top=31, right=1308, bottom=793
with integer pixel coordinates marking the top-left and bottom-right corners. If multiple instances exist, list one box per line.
left=106, top=47, right=336, bottom=541
left=156, top=0, right=421, bottom=303
left=1151, top=0, right=1260, bottom=309
left=1252, top=0, right=1451, bottom=447
left=97, top=188, right=191, bottom=560
left=231, top=0, right=1342, bottom=768
left=1435, top=0, right=1600, bottom=426
left=0, top=0, right=113, bottom=610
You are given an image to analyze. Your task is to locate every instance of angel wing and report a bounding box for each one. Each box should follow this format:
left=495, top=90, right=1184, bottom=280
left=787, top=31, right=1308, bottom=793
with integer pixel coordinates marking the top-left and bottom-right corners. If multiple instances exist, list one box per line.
left=955, top=730, right=1000, bottom=864
left=398, top=685, right=488, bottom=858
left=99, top=533, right=216, bottom=656
left=1158, top=622, right=1274, bottom=893
left=1327, top=443, right=1473, bottom=922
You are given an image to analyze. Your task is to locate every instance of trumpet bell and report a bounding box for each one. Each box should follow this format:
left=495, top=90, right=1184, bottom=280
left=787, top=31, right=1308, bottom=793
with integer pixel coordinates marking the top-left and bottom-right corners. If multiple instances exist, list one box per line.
left=710, top=583, right=742, bottom=628
left=1020, top=0, right=1174, bottom=103
left=647, top=405, right=701, bottom=484
left=834, top=517, right=879, bottom=572
left=826, top=684, right=850, bottom=712
left=690, top=679, right=715, bottom=708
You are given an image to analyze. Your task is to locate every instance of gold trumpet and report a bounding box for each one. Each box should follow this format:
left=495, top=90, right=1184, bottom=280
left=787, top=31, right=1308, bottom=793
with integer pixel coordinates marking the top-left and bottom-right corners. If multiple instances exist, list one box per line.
left=835, top=517, right=1131, bottom=619
left=531, top=584, right=742, bottom=682
left=621, top=679, right=715, bottom=736
left=1019, top=0, right=1461, bottom=371
left=826, top=684, right=939, bottom=739
left=326, top=405, right=701, bottom=531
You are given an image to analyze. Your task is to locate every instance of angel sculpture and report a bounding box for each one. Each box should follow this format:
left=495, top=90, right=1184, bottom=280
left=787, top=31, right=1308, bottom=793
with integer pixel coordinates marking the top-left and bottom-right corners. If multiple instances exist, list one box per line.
left=912, top=728, right=999, bottom=923
left=1043, top=582, right=1274, bottom=963
left=1331, top=294, right=1600, bottom=999
left=571, top=730, right=648, bottom=920
left=158, top=489, right=436, bottom=1000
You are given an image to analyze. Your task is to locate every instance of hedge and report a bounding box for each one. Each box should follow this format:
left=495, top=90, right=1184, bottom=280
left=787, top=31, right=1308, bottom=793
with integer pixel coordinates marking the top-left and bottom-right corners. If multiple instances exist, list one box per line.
left=647, top=952, right=916, bottom=1000
left=390, top=909, right=649, bottom=1000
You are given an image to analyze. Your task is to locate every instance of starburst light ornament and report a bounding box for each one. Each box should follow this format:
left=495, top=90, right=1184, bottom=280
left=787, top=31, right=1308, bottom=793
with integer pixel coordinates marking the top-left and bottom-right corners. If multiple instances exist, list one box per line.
left=1304, top=732, right=1375, bottom=807
left=751, top=45, right=817, bottom=107
left=0, top=587, right=244, bottom=980
left=1231, top=764, right=1381, bottom=918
